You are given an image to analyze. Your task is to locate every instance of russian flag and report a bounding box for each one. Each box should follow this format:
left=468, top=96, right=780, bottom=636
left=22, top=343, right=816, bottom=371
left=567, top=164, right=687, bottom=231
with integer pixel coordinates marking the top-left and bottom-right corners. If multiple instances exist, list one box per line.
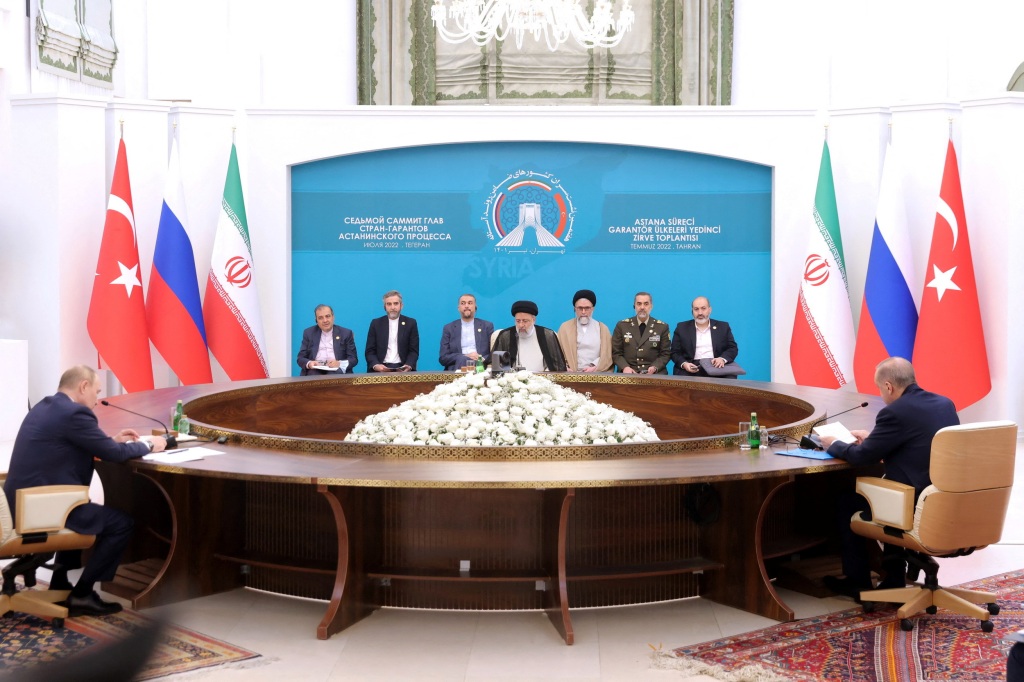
left=853, top=141, right=918, bottom=393
left=146, top=137, right=213, bottom=385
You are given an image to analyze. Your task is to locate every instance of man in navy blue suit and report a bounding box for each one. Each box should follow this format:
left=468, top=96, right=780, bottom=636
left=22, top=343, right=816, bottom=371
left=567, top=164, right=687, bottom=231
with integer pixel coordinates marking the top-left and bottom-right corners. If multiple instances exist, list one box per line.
left=3, top=365, right=167, bottom=616
left=296, top=304, right=357, bottom=375
left=671, top=296, right=739, bottom=377
left=820, top=356, right=959, bottom=599
left=438, top=293, right=493, bottom=371
left=365, top=290, right=419, bottom=372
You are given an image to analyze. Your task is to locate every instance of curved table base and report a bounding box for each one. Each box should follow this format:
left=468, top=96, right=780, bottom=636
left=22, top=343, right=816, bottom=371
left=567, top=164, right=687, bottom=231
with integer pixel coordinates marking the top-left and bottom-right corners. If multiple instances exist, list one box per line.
left=98, top=471, right=847, bottom=644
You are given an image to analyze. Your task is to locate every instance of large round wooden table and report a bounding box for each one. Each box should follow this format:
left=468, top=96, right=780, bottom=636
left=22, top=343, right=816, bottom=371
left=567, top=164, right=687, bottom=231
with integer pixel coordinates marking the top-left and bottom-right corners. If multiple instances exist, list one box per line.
left=95, top=372, right=880, bottom=643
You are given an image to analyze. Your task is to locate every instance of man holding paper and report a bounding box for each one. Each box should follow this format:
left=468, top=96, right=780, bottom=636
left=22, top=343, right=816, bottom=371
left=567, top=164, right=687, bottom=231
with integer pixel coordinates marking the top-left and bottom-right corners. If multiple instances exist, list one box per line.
left=4, top=365, right=166, bottom=616
left=819, top=356, right=958, bottom=599
left=297, top=303, right=357, bottom=375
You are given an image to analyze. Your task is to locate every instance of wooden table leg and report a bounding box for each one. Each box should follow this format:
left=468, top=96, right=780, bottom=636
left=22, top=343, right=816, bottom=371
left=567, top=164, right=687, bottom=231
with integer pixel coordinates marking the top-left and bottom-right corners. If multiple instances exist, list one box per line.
left=542, top=488, right=575, bottom=645
left=316, top=484, right=376, bottom=640
left=702, top=476, right=795, bottom=622
left=98, top=465, right=244, bottom=609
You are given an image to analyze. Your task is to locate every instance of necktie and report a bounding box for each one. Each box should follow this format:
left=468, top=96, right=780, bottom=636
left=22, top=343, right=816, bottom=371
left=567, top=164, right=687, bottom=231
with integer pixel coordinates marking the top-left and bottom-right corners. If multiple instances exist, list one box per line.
left=639, top=322, right=647, bottom=336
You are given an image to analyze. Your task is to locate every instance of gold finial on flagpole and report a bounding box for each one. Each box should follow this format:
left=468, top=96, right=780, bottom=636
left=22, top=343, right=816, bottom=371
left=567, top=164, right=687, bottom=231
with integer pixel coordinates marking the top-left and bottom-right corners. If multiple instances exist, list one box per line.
left=887, top=120, right=892, bottom=144
left=824, top=123, right=829, bottom=141
left=232, top=126, right=236, bottom=145
left=948, top=116, right=954, bottom=137
left=119, top=119, right=124, bottom=139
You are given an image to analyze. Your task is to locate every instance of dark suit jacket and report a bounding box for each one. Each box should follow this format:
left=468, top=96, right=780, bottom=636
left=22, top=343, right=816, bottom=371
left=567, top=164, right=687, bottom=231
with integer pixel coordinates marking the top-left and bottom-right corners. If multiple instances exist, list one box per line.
left=365, top=315, right=419, bottom=370
left=439, top=318, right=494, bottom=370
left=671, top=319, right=738, bottom=375
left=297, top=324, right=358, bottom=375
left=3, top=392, right=150, bottom=533
left=827, top=384, right=959, bottom=495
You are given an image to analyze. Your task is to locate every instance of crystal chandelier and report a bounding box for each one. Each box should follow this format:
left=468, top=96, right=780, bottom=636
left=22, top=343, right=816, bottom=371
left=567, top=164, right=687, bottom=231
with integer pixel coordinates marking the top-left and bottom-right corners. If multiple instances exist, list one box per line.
left=431, top=0, right=635, bottom=51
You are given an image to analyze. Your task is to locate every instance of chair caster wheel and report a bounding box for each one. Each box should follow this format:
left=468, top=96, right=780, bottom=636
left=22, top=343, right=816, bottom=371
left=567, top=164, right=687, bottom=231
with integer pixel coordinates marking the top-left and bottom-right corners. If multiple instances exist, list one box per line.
left=987, top=603, right=1000, bottom=615
left=900, top=619, right=914, bottom=632
left=52, top=617, right=64, bottom=629
left=925, top=606, right=937, bottom=615
left=981, top=620, right=994, bottom=633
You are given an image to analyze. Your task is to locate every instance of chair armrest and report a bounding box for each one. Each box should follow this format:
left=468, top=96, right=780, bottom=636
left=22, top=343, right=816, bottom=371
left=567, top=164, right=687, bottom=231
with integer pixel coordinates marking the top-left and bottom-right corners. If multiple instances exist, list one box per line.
left=15, top=485, right=90, bottom=534
left=855, top=477, right=915, bottom=530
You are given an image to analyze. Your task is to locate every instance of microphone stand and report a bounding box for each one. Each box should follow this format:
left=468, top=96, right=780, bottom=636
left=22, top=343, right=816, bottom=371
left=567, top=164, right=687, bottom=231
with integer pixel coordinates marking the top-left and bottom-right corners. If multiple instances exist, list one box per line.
left=100, top=400, right=178, bottom=448
left=799, top=401, right=869, bottom=450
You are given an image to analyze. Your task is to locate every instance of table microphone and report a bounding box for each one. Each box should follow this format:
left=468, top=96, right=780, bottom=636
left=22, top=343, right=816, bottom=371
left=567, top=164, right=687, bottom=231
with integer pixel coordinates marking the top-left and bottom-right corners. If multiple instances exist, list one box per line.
left=799, top=401, right=869, bottom=450
left=100, top=400, right=178, bottom=448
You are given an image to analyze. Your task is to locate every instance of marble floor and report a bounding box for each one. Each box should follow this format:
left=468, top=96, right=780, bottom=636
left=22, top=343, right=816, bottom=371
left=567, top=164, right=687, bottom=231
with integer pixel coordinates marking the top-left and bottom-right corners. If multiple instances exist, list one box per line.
left=12, top=444, right=1024, bottom=681
left=127, top=543, right=1024, bottom=682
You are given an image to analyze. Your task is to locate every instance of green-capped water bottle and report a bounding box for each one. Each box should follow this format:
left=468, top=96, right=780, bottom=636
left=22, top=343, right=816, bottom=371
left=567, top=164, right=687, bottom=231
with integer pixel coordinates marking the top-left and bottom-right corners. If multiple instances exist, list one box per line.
left=748, top=412, right=760, bottom=449
left=172, top=400, right=183, bottom=433
left=475, top=356, right=485, bottom=373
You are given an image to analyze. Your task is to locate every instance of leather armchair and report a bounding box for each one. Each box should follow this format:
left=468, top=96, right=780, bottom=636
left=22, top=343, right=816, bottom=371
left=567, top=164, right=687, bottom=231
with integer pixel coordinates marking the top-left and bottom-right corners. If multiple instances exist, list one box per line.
left=851, top=420, right=1017, bottom=632
left=0, top=485, right=96, bottom=627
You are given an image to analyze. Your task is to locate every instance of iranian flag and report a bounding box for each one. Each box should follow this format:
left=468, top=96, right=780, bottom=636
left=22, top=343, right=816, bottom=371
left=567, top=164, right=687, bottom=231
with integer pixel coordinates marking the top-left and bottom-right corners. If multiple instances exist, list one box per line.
left=912, top=139, right=990, bottom=409
left=202, top=144, right=268, bottom=380
left=789, top=140, right=855, bottom=388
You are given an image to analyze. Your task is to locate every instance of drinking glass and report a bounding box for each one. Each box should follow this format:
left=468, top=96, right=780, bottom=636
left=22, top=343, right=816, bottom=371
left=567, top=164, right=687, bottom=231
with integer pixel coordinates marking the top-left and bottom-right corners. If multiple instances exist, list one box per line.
left=738, top=422, right=751, bottom=449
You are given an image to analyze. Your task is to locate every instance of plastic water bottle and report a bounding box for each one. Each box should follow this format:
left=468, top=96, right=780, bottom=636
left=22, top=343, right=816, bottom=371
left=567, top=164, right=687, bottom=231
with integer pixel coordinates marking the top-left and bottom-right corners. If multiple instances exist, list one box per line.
left=178, top=414, right=190, bottom=436
left=748, top=412, right=760, bottom=449
left=475, top=356, right=485, bottom=373
left=172, top=400, right=183, bottom=432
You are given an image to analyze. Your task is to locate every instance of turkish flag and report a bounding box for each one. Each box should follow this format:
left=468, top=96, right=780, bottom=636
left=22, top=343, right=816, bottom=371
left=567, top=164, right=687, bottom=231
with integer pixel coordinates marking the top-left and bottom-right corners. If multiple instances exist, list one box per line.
left=86, top=139, right=154, bottom=392
left=912, top=139, right=989, bottom=410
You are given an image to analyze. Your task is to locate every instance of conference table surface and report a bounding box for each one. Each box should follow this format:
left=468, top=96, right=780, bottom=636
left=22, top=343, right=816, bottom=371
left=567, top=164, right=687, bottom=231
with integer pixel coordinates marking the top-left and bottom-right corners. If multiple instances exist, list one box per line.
left=97, top=373, right=883, bottom=489
left=95, top=372, right=883, bottom=643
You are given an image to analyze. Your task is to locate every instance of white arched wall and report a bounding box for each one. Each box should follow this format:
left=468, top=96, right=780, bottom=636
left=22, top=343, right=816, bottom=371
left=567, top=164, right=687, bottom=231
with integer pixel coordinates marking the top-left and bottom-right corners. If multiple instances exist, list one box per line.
left=5, top=99, right=1023, bottom=431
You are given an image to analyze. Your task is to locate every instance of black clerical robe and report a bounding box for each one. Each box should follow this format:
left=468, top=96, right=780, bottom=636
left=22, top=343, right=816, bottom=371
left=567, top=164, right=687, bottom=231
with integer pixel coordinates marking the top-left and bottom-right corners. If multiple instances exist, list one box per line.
left=491, top=326, right=568, bottom=372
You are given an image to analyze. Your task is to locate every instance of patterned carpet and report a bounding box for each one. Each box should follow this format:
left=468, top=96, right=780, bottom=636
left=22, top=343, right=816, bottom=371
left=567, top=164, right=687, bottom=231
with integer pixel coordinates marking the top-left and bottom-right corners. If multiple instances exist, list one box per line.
left=658, top=569, right=1024, bottom=681
left=0, top=600, right=260, bottom=679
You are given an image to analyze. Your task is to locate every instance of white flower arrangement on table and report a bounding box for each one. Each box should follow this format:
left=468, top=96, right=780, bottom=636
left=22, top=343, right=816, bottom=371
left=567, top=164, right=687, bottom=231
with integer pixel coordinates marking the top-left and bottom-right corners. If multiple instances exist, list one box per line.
left=344, top=370, right=660, bottom=446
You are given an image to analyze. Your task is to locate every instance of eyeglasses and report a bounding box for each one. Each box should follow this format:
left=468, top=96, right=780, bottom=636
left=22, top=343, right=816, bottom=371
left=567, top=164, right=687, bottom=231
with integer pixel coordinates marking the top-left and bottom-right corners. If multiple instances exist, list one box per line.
left=574, top=305, right=593, bottom=312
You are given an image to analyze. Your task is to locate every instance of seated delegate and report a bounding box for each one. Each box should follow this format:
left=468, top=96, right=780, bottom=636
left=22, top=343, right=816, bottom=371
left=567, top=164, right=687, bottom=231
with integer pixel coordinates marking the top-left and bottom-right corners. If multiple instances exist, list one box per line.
left=297, top=304, right=357, bottom=374
left=671, top=296, right=739, bottom=377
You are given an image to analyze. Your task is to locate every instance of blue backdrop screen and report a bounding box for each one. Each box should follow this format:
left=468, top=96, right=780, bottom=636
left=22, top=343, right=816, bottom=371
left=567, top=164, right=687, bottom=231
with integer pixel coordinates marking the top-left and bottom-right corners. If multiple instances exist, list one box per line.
left=291, top=142, right=772, bottom=378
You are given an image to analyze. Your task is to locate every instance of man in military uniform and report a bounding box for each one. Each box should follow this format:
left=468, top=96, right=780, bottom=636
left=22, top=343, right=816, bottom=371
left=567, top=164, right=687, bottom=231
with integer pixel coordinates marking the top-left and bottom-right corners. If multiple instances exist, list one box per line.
left=611, top=292, right=671, bottom=374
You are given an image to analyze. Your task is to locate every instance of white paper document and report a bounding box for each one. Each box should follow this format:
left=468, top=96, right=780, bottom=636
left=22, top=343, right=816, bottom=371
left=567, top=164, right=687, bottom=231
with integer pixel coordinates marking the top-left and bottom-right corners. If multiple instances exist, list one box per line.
left=812, top=421, right=856, bottom=444
left=143, top=446, right=226, bottom=464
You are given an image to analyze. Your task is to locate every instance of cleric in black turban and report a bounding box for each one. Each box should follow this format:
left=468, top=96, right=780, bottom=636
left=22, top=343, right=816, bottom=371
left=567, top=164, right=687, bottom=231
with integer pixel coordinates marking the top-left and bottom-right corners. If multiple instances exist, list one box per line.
left=490, top=300, right=567, bottom=372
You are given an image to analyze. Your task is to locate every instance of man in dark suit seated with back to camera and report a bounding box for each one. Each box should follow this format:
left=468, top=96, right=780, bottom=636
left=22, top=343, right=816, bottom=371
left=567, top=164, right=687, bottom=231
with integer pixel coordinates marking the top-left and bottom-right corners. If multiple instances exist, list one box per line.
left=3, top=365, right=167, bottom=616
left=819, top=356, right=959, bottom=599
left=296, top=303, right=357, bottom=375
left=671, top=296, right=739, bottom=377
